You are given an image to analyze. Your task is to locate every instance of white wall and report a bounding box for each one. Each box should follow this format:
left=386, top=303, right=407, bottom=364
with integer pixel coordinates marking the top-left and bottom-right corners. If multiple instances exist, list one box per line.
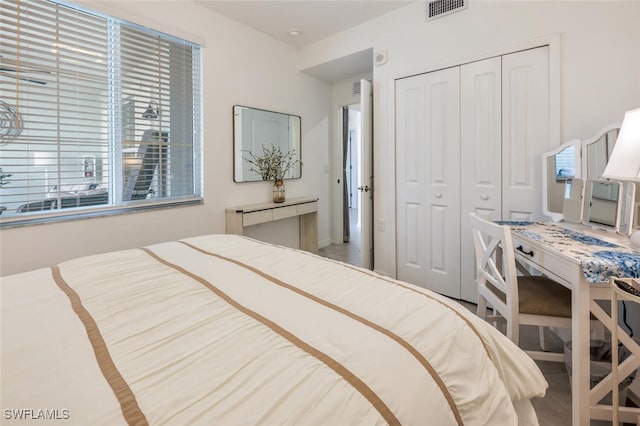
left=0, top=1, right=331, bottom=276
left=300, top=0, right=640, bottom=278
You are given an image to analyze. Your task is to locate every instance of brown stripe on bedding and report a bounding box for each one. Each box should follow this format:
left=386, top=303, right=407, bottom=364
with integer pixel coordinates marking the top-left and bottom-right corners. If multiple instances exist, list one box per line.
left=141, top=247, right=401, bottom=426
left=247, top=236, right=494, bottom=363
left=350, top=264, right=495, bottom=361
left=179, top=241, right=464, bottom=426
left=52, top=267, right=148, bottom=426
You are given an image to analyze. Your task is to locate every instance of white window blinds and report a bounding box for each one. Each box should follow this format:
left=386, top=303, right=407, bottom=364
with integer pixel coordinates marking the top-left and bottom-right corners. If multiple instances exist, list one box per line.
left=0, top=0, right=202, bottom=225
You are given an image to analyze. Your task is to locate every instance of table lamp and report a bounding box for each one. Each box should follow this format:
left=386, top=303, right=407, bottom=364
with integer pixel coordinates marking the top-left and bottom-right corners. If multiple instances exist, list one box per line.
left=602, top=107, right=640, bottom=248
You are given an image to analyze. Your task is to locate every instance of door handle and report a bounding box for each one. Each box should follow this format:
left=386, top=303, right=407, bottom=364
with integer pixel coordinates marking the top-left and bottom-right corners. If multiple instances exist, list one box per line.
left=516, top=245, right=534, bottom=257
left=357, top=185, right=371, bottom=193
left=435, top=193, right=442, bottom=199
left=481, top=195, right=489, bottom=200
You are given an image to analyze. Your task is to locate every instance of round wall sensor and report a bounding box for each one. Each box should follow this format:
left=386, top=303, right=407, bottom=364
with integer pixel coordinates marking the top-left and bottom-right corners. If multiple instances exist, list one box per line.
left=375, top=50, right=387, bottom=66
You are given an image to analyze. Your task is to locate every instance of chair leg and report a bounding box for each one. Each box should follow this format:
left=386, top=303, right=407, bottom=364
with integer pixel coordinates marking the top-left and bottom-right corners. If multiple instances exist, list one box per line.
left=477, top=296, right=488, bottom=320
left=506, top=318, right=519, bottom=346
left=539, top=326, right=551, bottom=352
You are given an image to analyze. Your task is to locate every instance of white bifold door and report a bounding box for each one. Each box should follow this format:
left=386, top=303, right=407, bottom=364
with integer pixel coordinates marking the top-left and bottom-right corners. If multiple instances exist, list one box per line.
left=396, top=46, right=550, bottom=302
left=396, top=66, right=461, bottom=297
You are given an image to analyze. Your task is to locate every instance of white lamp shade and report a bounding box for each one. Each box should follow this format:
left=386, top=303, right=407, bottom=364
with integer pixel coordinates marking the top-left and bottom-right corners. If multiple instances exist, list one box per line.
left=602, top=107, right=640, bottom=182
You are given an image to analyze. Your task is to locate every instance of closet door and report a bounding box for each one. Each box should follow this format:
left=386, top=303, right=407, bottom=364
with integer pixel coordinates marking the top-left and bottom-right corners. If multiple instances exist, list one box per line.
left=395, top=46, right=549, bottom=301
left=502, top=46, right=550, bottom=221
left=460, top=56, right=502, bottom=303
left=396, top=67, right=461, bottom=297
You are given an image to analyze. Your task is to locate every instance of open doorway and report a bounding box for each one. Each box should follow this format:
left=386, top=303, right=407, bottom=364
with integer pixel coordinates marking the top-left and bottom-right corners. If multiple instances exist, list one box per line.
left=320, top=77, right=372, bottom=269
left=343, top=104, right=362, bottom=253
left=320, top=103, right=363, bottom=267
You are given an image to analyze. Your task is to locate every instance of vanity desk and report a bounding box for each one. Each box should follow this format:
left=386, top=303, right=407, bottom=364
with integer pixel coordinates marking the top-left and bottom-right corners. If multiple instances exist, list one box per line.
left=225, top=196, right=319, bottom=253
left=509, top=221, right=640, bottom=424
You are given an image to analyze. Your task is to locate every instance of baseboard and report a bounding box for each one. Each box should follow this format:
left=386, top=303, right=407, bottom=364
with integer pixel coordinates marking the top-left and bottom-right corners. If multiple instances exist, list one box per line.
left=318, top=238, right=331, bottom=249
left=373, top=268, right=394, bottom=279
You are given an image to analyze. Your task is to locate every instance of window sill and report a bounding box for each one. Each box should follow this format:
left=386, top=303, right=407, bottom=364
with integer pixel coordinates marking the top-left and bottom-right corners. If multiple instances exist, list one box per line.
left=0, top=198, right=203, bottom=229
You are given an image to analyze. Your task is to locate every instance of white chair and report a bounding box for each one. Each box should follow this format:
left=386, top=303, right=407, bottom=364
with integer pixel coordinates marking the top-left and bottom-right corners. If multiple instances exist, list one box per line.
left=469, top=213, right=572, bottom=362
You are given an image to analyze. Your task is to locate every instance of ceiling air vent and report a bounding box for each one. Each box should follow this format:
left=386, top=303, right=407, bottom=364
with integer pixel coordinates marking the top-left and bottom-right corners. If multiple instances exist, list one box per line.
left=353, top=81, right=361, bottom=95
left=426, top=0, right=468, bottom=21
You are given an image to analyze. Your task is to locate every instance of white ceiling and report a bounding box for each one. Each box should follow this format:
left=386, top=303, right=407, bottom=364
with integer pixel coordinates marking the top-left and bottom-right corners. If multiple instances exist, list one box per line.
left=196, top=1, right=412, bottom=81
left=197, top=1, right=412, bottom=49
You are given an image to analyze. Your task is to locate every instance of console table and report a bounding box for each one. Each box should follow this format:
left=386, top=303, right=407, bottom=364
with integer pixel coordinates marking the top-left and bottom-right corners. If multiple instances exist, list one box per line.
left=225, top=196, right=319, bottom=254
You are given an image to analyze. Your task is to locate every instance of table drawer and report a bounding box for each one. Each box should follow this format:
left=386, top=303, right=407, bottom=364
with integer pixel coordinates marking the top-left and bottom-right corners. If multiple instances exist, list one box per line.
left=539, top=251, right=579, bottom=285
left=297, top=201, right=317, bottom=215
left=273, top=205, right=298, bottom=220
left=513, top=236, right=579, bottom=286
left=243, top=210, right=273, bottom=226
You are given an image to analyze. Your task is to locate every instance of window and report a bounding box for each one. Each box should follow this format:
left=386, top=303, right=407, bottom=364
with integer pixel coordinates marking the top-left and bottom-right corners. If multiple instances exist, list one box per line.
left=0, top=0, right=202, bottom=226
left=554, top=144, right=575, bottom=181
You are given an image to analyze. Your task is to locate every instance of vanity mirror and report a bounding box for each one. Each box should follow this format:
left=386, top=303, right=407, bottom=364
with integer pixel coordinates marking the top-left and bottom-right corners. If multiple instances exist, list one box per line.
left=582, top=179, right=636, bottom=235
left=542, top=122, right=621, bottom=222
left=542, top=139, right=581, bottom=221
left=233, top=105, right=301, bottom=182
left=582, top=123, right=620, bottom=179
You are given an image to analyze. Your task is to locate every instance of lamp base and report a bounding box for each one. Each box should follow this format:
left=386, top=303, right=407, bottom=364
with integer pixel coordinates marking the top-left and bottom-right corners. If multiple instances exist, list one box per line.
left=630, top=230, right=640, bottom=249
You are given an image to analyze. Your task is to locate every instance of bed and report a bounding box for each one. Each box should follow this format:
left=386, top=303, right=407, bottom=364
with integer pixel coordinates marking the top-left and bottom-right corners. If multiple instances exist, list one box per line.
left=1, top=234, right=546, bottom=425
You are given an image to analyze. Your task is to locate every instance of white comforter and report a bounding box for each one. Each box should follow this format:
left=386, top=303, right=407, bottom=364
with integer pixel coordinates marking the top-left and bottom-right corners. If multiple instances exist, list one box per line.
left=1, top=234, right=546, bottom=425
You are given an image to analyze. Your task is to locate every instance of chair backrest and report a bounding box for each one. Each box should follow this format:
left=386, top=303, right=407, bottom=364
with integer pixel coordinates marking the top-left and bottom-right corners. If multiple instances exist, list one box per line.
left=469, top=213, right=519, bottom=317
left=123, top=130, right=168, bottom=201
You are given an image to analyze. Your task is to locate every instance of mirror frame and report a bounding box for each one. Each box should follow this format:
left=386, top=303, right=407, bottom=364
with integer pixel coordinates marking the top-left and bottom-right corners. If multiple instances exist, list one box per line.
left=232, top=105, right=302, bottom=183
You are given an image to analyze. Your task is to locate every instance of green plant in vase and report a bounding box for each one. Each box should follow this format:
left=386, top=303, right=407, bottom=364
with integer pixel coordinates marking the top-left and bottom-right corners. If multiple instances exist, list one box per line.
left=243, top=145, right=302, bottom=203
